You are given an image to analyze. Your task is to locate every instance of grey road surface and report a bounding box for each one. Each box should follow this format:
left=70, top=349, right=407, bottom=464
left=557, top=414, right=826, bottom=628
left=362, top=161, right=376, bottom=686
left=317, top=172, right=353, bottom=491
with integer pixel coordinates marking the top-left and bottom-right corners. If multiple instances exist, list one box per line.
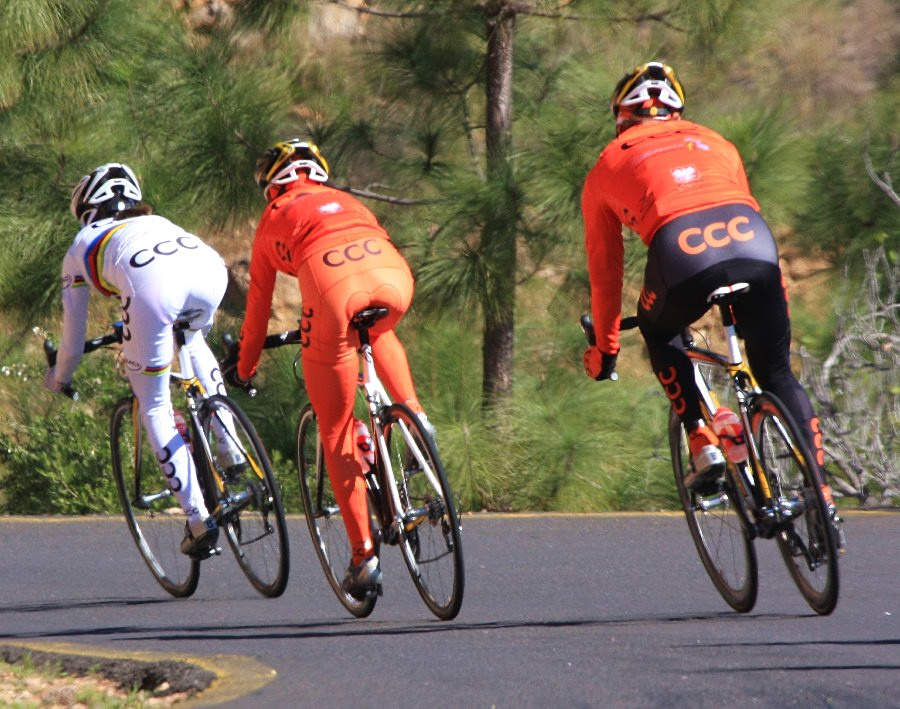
left=0, top=512, right=897, bottom=708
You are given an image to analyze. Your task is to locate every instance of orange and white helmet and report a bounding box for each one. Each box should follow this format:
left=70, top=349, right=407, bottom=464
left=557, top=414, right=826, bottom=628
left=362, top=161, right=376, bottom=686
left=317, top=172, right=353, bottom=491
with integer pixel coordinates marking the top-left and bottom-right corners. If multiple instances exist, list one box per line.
left=70, top=163, right=143, bottom=227
left=255, top=139, right=329, bottom=199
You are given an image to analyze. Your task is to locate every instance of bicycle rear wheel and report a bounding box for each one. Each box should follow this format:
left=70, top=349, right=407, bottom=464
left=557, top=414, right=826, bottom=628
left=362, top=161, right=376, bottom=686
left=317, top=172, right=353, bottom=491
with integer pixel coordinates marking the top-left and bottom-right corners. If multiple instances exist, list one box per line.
left=110, top=395, right=200, bottom=598
left=670, top=407, right=757, bottom=613
left=751, top=393, right=839, bottom=615
left=200, top=395, right=289, bottom=598
left=383, top=404, right=464, bottom=620
left=296, top=404, right=376, bottom=618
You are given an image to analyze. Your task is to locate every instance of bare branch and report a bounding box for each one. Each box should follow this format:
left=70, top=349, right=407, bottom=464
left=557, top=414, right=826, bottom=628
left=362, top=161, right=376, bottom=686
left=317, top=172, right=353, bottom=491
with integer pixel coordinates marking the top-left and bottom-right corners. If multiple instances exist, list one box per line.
left=320, top=0, right=451, bottom=19
left=863, top=133, right=900, bottom=207
left=319, top=0, right=683, bottom=28
left=799, top=246, right=900, bottom=506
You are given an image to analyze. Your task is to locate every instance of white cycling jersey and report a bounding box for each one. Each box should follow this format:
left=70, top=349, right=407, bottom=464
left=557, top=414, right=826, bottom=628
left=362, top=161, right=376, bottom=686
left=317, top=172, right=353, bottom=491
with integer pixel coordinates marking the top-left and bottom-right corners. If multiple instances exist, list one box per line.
left=52, top=213, right=228, bottom=524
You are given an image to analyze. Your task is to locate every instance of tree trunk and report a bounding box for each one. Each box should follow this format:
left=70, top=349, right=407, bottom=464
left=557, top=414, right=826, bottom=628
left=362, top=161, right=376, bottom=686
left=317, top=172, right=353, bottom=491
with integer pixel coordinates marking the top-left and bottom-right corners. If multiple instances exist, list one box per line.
left=481, top=2, right=517, bottom=409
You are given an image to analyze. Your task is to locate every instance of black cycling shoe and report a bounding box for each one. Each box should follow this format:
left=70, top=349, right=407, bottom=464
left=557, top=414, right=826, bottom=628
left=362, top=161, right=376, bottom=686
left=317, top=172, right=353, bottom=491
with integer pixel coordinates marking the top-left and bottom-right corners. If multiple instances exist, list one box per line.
left=341, top=556, right=383, bottom=600
left=181, top=517, right=220, bottom=559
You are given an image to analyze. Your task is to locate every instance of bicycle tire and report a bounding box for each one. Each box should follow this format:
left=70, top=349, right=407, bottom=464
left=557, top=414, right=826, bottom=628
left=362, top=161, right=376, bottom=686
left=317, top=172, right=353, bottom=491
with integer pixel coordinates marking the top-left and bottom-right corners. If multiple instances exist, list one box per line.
left=199, top=394, right=289, bottom=598
left=382, top=403, right=464, bottom=620
left=669, top=407, right=758, bottom=613
left=296, top=404, right=376, bottom=618
left=110, top=395, right=200, bottom=598
left=750, top=393, right=839, bottom=615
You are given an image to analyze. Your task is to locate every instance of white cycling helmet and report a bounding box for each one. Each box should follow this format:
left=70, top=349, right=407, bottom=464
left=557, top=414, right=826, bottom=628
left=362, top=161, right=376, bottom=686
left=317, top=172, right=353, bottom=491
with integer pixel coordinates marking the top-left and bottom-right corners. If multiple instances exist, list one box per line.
left=70, top=163, right=143, bottom=227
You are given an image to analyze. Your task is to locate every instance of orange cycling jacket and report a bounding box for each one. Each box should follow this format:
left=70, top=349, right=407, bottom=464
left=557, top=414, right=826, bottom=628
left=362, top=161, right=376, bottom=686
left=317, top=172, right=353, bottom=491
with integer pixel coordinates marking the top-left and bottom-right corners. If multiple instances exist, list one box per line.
left=237, top=180, right=392, bottom=381
left=581, top=119, right=759, bottom=355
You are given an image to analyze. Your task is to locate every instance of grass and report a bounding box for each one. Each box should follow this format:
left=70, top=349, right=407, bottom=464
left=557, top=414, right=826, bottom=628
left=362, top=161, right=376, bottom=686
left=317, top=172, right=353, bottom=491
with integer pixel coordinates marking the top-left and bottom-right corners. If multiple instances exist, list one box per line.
left=0, top=658, right=163, bottom=708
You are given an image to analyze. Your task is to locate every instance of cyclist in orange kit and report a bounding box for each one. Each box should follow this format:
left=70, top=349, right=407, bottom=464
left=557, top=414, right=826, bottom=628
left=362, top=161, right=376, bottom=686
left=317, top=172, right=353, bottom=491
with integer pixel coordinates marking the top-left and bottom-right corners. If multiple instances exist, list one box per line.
left=581, top=62, right=835, bottom=512
left=228, top=139, right=430, bottom=598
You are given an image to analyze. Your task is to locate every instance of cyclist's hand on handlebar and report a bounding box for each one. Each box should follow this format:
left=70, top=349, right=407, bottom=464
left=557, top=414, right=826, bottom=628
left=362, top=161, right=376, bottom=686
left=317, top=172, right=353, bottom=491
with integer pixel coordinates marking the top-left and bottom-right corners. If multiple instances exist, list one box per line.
left=224, top=364, right=257, bottom=396
left=43, top=367, right=75, bottom=397
left=583, top=346, right=619, bottom=382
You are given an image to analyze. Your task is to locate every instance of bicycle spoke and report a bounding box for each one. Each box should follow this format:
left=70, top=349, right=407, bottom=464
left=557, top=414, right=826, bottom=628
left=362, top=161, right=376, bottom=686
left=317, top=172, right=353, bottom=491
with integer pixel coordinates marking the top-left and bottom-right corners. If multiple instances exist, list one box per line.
left=753, top=394, right=838, bottom=615
left=670, top=409, right=757, bottom=613
left=111, top=396, right=199, bottom=598
left=202, top=395, right=289, bottom=598
left=296, top=405, right=377, bottom=618
left=383, top=404, right=464, bottom=620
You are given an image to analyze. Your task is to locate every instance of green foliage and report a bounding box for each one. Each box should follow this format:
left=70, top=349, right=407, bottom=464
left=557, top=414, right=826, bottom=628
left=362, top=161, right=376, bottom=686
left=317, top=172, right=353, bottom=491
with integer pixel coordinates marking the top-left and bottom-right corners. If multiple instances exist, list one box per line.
left=400, top=308, right=676, bottom=512
left=794, top=105, right=900, bottom=263
left=0, top=355, right=124, bottom=514
left=716, top=107, right=808, bottom=225
left=1, top=0, right=897, bottom=514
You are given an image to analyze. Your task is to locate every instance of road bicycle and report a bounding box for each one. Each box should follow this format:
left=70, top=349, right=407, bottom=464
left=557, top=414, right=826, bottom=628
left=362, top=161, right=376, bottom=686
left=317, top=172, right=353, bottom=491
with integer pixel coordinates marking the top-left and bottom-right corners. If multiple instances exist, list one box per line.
left=582, top=282, right=842, bottom=615
left=44, top=319, right=289, bottom=599
left=255, top=307, right=464, bottom=619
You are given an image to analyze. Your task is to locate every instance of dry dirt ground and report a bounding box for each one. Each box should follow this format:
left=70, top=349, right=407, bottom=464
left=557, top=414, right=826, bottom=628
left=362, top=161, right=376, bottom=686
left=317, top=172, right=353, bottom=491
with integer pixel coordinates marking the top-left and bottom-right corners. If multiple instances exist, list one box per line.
left=0, top=647, right=212, bottom=707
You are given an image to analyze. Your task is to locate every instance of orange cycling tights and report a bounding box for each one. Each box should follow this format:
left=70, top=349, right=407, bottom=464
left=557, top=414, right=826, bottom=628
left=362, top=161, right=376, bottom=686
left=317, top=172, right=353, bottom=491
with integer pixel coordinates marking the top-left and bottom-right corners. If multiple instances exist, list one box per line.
left=298, top=233, right=422, bottom=563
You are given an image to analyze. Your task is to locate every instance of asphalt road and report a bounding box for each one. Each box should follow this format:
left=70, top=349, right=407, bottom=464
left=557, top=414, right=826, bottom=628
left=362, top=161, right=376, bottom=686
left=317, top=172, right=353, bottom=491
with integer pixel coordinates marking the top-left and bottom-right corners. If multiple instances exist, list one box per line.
left=0, top=512, right=897, bottom=708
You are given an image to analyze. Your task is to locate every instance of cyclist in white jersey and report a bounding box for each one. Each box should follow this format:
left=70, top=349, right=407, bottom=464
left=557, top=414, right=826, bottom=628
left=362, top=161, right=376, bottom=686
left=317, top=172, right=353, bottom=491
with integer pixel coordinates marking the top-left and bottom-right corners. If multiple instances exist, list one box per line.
left=43, top=163, right=229, bottom=558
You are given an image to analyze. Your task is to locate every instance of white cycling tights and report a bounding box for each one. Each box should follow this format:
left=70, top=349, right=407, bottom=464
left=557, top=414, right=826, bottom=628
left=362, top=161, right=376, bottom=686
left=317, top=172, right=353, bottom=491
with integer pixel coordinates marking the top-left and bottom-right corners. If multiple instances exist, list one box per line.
left=122, top=276, right=228, bottom=524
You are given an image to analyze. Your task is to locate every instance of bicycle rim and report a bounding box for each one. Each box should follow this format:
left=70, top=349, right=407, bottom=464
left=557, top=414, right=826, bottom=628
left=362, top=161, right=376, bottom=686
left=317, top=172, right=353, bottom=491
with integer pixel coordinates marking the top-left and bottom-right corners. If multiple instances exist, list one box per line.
left=383, top=404, right=464, bottom=620
left=670, top=408, right=757, bottom=613
left=752, top=394, right=839, bottom=615
left=110, top=396, right=199, bottom=598
left=202, top=395, right=289, bottom=598
left=296, top=405, right=376, bottom=618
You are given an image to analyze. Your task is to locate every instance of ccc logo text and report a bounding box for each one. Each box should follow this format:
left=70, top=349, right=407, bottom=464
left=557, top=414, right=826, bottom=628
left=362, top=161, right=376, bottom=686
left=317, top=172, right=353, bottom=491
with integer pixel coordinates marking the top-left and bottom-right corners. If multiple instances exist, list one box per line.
left=677, top=215, right=754, bottom=256
left=129, top=236, right=199, bottom=268
left=322, top=239, right=382, bottom=268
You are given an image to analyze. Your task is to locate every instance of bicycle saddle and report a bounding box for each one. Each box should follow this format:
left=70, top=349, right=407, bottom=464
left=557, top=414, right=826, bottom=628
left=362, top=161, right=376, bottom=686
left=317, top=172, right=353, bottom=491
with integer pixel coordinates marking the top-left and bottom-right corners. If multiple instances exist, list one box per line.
left=351, top=307, right=390, bottom=331
left=706, top=282, right=750, bottom=305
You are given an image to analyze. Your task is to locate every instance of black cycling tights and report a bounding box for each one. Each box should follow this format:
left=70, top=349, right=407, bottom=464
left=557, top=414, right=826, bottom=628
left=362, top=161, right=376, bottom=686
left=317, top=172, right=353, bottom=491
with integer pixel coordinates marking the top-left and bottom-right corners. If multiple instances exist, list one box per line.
left=638, top=260, right=823, bottom=470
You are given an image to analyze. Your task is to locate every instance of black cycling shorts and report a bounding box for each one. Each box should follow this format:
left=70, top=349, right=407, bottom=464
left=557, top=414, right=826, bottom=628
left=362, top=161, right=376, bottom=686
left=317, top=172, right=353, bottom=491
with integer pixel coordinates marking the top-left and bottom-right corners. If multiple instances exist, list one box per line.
left=640, top=203, right=778, bottom=323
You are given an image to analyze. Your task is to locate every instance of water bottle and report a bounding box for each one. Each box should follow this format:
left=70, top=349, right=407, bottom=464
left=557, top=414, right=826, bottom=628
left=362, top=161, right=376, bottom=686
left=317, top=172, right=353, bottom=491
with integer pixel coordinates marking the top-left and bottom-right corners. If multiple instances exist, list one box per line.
left=354, top=418, right=375, bottom=468
left=173, top=410, right=192, bottom=448
left=712, top=407, right=747, bottom=463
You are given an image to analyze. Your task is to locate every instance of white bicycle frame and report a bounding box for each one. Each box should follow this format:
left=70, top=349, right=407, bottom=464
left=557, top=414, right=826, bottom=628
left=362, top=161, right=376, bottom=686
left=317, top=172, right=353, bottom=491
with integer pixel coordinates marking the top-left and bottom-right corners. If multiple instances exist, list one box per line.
left=357, top=337, right=444, bottom=530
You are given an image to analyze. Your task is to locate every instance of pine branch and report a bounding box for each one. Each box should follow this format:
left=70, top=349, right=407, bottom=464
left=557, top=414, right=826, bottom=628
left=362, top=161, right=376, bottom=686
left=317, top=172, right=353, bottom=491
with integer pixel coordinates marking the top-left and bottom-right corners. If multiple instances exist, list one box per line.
left=334, top=183, right=438, bottom=205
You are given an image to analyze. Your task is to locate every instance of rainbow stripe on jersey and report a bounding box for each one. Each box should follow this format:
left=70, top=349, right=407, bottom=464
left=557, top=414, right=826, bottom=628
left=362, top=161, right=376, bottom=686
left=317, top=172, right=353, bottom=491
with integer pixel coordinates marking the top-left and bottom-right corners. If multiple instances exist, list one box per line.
left=143, top=362, right=171, bottom=377
left=83, top=223, right=126, bottom=296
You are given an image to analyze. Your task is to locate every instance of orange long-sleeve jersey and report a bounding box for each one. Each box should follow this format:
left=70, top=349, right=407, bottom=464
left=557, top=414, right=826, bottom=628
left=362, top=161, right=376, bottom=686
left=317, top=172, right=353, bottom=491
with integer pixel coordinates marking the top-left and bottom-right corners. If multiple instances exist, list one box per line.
left=237, top=179, right=392, bottom=380
left=581, top=119, right=759, bottom=354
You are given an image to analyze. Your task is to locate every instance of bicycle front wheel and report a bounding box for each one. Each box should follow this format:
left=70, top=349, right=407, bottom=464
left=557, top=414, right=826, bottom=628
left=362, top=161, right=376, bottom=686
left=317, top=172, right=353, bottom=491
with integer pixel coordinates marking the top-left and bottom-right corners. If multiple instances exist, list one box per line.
left=296, top=404, right=376, bottom=618
left=110, top=395, right=200, bottom=598
left=382, top=404, right=464, bottom=620
left=751, top=393, right=839, bottom=615
left=200, top=395, right=289, bottom=598
left=670, top=407, right=758, bottom=613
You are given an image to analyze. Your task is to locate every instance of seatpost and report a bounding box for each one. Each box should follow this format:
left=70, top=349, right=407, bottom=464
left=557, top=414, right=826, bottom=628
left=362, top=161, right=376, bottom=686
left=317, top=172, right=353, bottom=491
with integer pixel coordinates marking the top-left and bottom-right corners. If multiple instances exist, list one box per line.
left=719, top=305, right=743, bottom=366
left=356, top=321, right=371, bottom=350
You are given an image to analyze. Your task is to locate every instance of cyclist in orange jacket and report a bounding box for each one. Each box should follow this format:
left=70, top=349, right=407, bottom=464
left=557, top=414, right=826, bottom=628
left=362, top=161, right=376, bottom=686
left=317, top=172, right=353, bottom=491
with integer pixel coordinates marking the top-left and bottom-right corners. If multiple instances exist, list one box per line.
left=581, top=62, right=832, bottom=502
left=228, top=139, right=430, bottom=599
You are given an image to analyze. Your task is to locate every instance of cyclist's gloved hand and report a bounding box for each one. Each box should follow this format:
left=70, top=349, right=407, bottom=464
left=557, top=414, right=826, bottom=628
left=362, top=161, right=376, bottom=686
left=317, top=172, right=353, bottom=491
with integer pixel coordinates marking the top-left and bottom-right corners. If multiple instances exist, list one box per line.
left=43, top=367, right=70, bottom=394
left=583, top=346, right=618, bottom=381
left=224, top=365, right=254, bottom=393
